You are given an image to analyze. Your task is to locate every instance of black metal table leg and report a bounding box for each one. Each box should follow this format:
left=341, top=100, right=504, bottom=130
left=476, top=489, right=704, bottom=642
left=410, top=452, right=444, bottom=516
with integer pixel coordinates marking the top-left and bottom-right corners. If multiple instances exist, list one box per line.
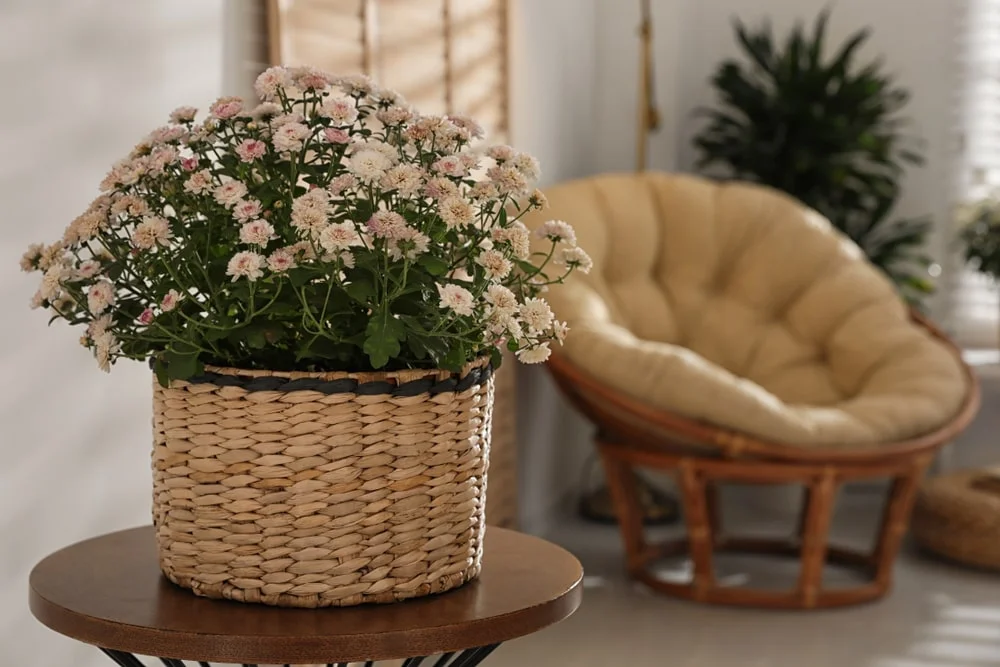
left=99, top=643, right=502, bottom=666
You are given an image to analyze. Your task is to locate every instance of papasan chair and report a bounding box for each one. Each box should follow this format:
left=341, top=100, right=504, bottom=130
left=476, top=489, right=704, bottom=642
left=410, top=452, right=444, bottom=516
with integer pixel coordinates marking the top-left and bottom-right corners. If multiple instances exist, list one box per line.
left=523, top=173, right=979, bottom=609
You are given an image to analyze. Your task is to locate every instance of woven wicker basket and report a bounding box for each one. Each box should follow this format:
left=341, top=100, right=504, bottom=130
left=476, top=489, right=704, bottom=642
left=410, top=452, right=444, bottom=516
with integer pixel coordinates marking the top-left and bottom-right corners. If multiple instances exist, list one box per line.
left=912, top=468, right=1000, bottom=571
left=151, top=359, right=493, bottom=608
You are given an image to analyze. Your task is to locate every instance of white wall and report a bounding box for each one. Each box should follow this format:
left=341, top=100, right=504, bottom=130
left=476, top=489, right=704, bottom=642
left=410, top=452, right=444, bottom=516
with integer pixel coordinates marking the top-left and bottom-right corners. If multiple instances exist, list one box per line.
left=508, top=0, right=603, bottom=533
left=0, top=2, right=223, bottom=665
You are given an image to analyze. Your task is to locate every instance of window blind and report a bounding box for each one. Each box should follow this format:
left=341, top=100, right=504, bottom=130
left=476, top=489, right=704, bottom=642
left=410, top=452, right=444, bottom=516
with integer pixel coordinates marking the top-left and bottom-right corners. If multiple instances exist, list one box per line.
left=266, top=0, right=509, bottom=142
left=953, top=0, right=1000, bottom=349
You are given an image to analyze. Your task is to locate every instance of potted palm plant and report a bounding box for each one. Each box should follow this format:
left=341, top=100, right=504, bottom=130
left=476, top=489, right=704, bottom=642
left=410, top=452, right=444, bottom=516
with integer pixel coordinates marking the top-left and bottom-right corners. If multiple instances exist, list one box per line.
left=694, top=10, right=932, bottom=302
left=20, top=66, right=590, bottom=608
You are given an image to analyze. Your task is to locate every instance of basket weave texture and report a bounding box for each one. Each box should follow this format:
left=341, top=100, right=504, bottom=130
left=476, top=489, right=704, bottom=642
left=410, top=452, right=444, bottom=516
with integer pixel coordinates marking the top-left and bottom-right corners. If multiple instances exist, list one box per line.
left=151, top=360, right=493, bottom=608
left=912, top=468, right=1000, bottom=571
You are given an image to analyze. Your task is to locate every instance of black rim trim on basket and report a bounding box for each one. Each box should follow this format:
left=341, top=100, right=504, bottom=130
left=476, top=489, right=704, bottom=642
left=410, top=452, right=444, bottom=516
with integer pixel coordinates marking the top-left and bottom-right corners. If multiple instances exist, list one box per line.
left=173, top=364, right=494, bottom=396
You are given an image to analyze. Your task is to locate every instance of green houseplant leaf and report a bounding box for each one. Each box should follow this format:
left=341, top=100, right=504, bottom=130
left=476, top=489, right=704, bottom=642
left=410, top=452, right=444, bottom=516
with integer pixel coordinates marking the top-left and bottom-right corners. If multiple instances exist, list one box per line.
left=694, top=10, right=932, bottom=303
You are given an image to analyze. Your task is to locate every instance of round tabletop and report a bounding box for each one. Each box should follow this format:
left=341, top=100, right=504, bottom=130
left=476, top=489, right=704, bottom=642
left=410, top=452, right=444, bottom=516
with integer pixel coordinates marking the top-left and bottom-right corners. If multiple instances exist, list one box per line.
left=29, top=526, right=583, bottom=664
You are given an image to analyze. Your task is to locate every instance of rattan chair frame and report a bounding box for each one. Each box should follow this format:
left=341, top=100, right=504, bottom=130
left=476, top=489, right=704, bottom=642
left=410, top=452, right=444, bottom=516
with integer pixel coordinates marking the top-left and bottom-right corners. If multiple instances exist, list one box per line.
left=547, top=313, right=980, bottom=609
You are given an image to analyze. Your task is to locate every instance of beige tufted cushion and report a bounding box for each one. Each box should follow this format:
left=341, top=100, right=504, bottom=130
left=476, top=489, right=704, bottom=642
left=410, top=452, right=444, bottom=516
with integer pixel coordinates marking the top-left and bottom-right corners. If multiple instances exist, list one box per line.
left=523, top=172, right=969, bottom=448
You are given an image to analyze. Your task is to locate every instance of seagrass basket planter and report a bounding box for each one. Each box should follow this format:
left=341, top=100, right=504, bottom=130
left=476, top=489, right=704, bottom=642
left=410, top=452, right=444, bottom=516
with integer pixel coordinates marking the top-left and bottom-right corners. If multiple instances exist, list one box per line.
left=151, top=359, right=494, bottom=608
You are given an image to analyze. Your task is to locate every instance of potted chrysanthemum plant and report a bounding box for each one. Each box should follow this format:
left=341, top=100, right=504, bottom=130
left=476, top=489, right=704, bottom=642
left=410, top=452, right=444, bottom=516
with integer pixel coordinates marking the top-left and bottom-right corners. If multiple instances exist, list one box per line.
left=21, top=66, right=590, bottom=608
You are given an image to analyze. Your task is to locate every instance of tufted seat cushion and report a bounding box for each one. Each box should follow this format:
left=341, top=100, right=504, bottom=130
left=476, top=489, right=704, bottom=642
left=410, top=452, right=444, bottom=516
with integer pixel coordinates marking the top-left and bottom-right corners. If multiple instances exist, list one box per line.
left=523, top=173, right=969, bottom=448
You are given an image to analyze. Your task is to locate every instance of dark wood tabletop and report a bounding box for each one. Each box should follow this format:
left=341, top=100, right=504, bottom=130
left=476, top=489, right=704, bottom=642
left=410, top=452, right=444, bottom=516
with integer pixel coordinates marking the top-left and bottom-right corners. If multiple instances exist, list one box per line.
left=29, top=525, right=583, bottom=664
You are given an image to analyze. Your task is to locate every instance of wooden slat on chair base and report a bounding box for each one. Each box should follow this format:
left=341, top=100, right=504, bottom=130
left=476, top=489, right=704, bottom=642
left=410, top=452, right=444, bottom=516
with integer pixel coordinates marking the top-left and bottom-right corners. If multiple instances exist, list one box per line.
left=549, top=313, right=980, bottom=610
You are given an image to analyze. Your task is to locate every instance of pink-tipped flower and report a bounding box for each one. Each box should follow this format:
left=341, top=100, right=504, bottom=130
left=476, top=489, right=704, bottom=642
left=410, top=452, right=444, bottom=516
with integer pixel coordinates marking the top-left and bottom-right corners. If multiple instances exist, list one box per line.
left=210, top=96, right=244, bottom=120
left=323, top=128, right=350, bottom=144
left=235, top=139, right=266, bottom=162
left=161, top=289, right=182, bottom=312
left=138, top=308, right=154, bottom=326
left=366, top=211, right=406, bottom=239
left=180, top=157, right=198, bottom=171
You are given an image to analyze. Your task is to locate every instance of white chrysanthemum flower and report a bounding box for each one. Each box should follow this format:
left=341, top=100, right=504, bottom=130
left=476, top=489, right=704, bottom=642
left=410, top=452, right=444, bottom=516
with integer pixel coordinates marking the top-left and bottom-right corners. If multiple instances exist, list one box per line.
left=439, top=197, right=475, bottom=229
left=337, top=251, right=356, bottom=269
left=169, top=106, right=197, bottom=123
left=487, top=144, right=516, bottom=162
left=272, top=122, right=310, bottom=153
left=319, top=222, right=360, bottom=252
left=337, top=73, right=375, bottom=96
left=536, top=219, right=577, bottom=245
left=239, top=220, right=276, bottom=247
left=388, top=227, right=430, bottom=261
left=328, top=173, right=358, bottom=196
left=553, top=320, right=570, bottom=343
left=512, top=153, right=541, bottom=180
left=235, top=139, right=266, bottom=163
left=366, top=211, right=406, bottom=239
left=110, top=194, right=150, bottom=218
left=475, top=249, right=512, bottom=280
left=377, top=106, right=413, bottom=126
left=20, top=243, right=44, bottom=272
left=249, top=102, right=282, bottom=122
left=517, top=342, right=551, bottom=364
left=39, top=264, right=68, bottom=300
left=487, top=164, right=530, bottom=197
left=184, top=169, right=213, bottom=195
left=209, top=96, right=244, bottom=119
left=37, top=243, right=66, bottom=271
left=436, top=283, right=475, bottom=317
left=381, top=164, right=424, bottom=197
left=226, top=251, right=266, bottom=282
left=469, top=181, right=499, bottom=202
left=75, top=260, right=102, bottom=280
left=161, top=289, right=182, bottom=312
left=255, top=66, right=292, bottom=100
left=519, top=297, right=554, bottom=334
left=556, top=246, right=593, bottom=274
left=492, top=221, right=531, bottom=260
left=132, top=216, right=173, bottom=250
left=485, top=283, right=517, bottom=309
left=448, top=114, right=485, bottom=140
left=233, top=198, right=263, bottom=222
left=291, top=189, right=331, bottom=235
left=93, top=330, right=120, bottom=372
left=320, top=96, right=359, bottom=125
left=267, top=248, right=297, bottom=273
left=87, top=280, right=116, bottom=315
left=432, top=155, right=467, bottom=178
left=424, top=176, right=461, bottom=201
left=348, top=149, right=393, bottom=183
left=213, top=181, right=249, bottom=208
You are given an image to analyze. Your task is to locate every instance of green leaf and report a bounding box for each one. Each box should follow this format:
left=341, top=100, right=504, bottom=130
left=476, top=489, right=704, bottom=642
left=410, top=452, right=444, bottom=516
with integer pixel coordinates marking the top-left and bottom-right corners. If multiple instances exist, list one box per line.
left=153, top=358, right=170, bottom=388
left=418, top=255, right=450, bottom=276
left=344, top=281, right=376, bottom=304
left=440, top=344, right=468, bottom=372
left=489, top=346, right=504, bottom=369
left=245, top=326, right=267, bottom=349
left=164, top=349, right=203, bottom=381
left=288, top=267, right=317, bottom=288
left=363, top=310, right=405, bottom=369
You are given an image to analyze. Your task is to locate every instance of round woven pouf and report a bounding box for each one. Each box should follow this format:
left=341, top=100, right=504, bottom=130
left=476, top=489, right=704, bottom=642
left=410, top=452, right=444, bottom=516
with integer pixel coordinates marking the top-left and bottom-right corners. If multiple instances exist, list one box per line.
left=912, top=468, right=1000, bottom=571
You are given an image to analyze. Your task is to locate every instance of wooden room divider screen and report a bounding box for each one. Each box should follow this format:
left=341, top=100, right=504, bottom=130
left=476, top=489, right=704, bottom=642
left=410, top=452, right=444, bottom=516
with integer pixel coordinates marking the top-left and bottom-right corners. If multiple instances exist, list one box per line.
left=263, top=0, right=518, bottom=528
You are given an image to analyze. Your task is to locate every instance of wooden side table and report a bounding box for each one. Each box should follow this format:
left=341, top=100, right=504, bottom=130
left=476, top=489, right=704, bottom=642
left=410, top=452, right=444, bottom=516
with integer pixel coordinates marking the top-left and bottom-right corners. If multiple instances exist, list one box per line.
left=29, top=526, right=582, bottom=666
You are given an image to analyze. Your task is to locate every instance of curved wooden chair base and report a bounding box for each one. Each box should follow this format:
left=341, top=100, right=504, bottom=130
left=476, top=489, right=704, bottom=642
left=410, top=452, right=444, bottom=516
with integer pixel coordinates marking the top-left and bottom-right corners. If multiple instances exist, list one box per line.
left=631, top=537, right=883, bottom=609
left=600, top=441, right=932, bottom=610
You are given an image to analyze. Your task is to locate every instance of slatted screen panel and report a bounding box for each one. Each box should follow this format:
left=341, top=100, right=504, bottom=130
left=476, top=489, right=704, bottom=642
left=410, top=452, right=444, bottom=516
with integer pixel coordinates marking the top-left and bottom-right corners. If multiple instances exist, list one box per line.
left=267, top=0, right=509, bottom=142
left=264, top=0, right=517, bottom=528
